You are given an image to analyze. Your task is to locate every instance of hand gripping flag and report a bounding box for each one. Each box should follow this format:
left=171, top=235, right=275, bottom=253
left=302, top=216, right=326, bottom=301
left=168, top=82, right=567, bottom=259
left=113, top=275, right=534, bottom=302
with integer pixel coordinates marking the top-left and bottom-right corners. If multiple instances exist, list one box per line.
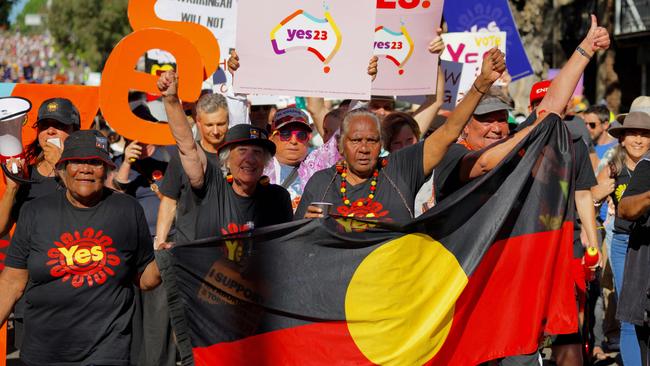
left=158, top=114, right=578, bottom=365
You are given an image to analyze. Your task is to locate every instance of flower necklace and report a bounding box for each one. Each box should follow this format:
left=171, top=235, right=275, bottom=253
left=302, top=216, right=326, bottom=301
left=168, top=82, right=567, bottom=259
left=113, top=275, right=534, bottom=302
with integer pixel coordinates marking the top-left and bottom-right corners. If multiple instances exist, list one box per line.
left=336, top=159, right=385, bottom=207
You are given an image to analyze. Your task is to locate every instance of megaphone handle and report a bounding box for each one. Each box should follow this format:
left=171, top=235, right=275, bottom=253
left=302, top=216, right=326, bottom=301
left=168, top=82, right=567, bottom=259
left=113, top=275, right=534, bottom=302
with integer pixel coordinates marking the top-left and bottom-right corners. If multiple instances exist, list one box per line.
left=1, top=163, right=39, bottom=184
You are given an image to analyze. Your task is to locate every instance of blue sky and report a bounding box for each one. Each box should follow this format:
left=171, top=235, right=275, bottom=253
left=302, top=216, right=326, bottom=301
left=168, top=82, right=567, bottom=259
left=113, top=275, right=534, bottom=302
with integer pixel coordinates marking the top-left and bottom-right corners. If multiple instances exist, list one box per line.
left=9, top=0, right=29, bottom=23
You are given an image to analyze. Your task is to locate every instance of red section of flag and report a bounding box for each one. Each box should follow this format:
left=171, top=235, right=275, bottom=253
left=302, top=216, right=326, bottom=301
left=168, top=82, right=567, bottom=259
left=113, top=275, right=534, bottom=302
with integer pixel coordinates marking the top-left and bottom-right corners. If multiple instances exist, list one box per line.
left=191, top=223, right=575, bottom=366
left=428, top=221, right=577, bottom=365
left=193, top=321, right=372, bottom=366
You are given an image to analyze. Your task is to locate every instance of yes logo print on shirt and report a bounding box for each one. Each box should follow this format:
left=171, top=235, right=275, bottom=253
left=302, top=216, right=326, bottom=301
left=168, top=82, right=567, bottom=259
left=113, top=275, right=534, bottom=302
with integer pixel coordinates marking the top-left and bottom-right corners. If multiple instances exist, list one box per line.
left=46, top=228, right=121, bottom=288
left=221, top=223, right=253, bottom=264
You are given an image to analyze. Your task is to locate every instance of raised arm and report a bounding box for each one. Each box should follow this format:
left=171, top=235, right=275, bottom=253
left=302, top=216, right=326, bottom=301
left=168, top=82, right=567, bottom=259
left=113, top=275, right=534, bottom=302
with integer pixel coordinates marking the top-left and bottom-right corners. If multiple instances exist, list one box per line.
left=537, top=15, right=610, bottom=115
left=422, top=48, right=506, bottom=175
left=158, top=71, right=208, bottom=189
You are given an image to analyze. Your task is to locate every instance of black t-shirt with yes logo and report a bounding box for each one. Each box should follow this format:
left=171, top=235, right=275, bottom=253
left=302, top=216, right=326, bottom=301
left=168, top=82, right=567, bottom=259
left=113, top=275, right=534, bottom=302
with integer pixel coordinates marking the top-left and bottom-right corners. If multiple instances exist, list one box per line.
left=6, top=189, right=153, bottom=366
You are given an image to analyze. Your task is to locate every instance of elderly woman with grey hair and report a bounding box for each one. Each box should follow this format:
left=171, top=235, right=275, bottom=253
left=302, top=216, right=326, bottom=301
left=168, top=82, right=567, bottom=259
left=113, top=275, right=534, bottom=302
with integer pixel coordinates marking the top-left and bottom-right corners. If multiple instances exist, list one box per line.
left=157, top=71, right=292, bottom=243
left=296, top=48, right=506, bottom=223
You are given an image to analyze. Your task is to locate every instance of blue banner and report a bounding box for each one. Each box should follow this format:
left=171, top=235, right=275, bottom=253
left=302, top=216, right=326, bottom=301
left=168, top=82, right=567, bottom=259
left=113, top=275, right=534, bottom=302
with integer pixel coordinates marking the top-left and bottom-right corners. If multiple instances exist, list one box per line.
left=444, top=0, right=533, bottom=81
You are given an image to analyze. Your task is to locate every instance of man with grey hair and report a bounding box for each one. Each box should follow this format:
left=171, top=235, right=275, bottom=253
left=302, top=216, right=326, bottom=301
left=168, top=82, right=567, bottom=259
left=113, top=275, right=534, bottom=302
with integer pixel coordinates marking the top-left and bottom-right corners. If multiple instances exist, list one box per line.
left=156, top=92, right=229, bottom=247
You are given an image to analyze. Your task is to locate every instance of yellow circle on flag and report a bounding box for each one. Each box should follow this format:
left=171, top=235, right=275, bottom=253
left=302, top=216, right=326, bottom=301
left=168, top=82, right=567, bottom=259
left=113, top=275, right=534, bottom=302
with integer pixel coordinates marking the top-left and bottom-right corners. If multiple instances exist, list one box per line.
left=345, top=233, right=468, bottom=365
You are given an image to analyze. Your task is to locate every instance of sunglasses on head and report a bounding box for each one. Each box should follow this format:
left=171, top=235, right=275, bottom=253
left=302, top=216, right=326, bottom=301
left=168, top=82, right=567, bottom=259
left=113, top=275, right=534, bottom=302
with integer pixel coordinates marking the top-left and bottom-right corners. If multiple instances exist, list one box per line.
left=275, top=129, right=310, bottom=143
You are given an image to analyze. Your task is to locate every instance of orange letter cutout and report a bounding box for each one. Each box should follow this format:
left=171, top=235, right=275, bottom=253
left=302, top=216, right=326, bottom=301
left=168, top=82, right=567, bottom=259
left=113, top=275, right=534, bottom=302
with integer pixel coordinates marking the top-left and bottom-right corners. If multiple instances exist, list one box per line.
left=99, top=28, right=204, bottom=145
left=128, top=0, right=220, bottom=78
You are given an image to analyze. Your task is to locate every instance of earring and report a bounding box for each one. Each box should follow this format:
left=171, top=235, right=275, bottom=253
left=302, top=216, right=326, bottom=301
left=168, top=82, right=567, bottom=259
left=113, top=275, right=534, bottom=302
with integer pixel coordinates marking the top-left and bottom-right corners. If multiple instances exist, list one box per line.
left=226, top=173, right=233, bottom=184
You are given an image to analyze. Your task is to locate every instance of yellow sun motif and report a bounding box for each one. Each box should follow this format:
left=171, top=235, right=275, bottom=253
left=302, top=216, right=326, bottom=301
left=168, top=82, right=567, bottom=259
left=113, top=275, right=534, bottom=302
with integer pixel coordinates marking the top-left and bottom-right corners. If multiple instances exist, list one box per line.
left=615, top=184, right=627, bottom=202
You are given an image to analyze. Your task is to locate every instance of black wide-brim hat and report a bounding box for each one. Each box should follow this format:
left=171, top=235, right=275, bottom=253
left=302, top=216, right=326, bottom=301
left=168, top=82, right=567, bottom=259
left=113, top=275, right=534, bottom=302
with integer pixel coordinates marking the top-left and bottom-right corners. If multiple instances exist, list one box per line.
left=56, top=130, right=116, bottom=169
left=218, top=124, right=276, bottom=156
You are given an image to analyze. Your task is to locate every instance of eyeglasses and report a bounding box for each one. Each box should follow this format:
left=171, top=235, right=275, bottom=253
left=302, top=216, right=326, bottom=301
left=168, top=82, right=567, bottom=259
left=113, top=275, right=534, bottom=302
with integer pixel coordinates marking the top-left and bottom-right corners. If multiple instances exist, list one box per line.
left=274, top=130, right=310, bottom=143
left=586, top=122, right=599, bottom=129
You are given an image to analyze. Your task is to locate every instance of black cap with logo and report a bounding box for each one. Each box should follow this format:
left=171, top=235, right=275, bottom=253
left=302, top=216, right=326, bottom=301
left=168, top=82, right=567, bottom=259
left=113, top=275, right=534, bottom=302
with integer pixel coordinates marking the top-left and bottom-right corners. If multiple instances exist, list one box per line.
left=37, top=97, right=81, bottom=128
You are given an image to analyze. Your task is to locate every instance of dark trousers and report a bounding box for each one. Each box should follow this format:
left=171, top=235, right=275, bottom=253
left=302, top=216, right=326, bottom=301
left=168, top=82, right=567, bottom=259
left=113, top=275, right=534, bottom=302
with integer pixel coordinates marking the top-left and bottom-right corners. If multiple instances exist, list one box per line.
left=637, top=325, right=650, bottom=366
left=132, top=285, right=177, bottom=366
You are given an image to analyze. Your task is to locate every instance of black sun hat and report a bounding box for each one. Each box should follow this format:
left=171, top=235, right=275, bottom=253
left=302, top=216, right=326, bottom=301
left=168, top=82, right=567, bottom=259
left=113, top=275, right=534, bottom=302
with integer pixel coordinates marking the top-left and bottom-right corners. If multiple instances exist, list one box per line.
left=56, top=130, right=116, bottom=169
left=218, top=124, right=276, bottom=155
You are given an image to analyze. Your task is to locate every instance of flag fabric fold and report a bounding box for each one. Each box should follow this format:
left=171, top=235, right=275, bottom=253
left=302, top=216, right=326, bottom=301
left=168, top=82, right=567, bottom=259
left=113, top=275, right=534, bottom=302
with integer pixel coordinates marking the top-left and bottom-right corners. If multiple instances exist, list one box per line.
left=159, top=114, right=578, bottom=366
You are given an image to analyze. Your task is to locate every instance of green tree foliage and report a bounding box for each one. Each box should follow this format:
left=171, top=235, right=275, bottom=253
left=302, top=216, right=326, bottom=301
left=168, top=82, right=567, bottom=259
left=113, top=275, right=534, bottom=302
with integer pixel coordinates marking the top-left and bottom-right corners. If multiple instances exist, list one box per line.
left=13, top=0, right=48, bottom=33
left=48, top=0, right=131, bottom=71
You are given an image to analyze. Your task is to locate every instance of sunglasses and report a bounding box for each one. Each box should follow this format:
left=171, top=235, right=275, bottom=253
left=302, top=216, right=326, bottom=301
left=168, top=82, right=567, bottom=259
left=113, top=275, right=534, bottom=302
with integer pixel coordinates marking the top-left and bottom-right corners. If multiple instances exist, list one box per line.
left=586, top=122, right=599, bottom=129
left=34, top=119, right=74, bottom=132
left=274, top=129, right=310, bottom=143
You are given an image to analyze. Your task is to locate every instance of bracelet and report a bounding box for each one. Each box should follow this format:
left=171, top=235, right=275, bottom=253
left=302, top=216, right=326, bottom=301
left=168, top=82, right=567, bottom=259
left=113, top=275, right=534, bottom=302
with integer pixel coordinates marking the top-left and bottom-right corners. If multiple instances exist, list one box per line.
left=576, top=46, right=593, bottom=60
left=472, top=82, right=488, bottom=95
left=593, top=198, right=603, bottom=207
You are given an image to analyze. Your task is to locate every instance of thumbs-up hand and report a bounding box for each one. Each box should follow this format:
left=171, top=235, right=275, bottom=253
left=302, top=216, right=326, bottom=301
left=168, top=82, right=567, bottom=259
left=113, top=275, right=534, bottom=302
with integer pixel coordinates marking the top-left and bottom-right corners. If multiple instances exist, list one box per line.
left=581, top=14, right=610, bottom=55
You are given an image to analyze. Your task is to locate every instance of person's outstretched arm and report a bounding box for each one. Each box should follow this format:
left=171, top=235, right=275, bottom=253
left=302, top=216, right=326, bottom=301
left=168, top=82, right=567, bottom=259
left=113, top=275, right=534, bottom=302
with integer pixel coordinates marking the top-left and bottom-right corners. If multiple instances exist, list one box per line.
left=421, top=48, right=506, bottom=175
left=460, top=15, right=611, bottom=180
left=158, top=71, right=208, bottom=190
left=537, top=15, right=610, bottom=116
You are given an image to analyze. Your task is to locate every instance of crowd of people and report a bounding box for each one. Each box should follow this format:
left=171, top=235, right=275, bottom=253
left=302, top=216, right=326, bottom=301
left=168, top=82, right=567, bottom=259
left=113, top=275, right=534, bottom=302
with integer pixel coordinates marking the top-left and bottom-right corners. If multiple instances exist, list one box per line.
left=0, top=14, right=649, bottom=366
left=0, top=31, right=89, bottom=84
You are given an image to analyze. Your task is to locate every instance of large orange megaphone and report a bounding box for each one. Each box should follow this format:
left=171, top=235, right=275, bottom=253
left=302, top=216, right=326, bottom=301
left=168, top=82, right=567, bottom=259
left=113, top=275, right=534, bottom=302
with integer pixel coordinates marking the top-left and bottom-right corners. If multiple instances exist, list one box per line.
left=0, top=97, right=33, bottom=183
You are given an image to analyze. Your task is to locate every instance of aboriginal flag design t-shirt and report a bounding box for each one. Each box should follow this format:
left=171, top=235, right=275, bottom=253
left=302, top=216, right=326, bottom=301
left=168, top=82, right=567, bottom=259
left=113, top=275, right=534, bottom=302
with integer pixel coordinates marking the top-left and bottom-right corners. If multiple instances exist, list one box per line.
left=5, top=188, right=154, bottom=366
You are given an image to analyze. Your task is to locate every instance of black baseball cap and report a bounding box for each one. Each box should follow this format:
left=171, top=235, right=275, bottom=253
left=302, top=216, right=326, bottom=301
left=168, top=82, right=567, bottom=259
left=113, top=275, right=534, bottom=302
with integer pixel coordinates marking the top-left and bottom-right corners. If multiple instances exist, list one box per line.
left=218, top=124, right=276, bottom=155
left=56, top=130, right=116, bottom=169
left=37, top=97, right=81, bottom=128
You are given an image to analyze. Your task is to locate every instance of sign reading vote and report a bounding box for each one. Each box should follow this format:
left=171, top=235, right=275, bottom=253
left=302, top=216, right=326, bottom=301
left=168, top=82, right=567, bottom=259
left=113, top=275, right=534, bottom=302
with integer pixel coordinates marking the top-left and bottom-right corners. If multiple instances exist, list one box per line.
left=372, top=0, right=443, bottom=96
left=443, top=0, right=533, bottom=81
left=441, top=32, right=506, bottom=99
left=234, top=0, right=376, bottom=99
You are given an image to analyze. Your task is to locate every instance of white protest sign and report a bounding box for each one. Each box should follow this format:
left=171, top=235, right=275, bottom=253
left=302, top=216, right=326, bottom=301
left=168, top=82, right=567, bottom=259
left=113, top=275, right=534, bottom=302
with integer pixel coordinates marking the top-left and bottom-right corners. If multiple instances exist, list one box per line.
left=441, top=32, right=506, bottom=99
left=372, top=0, right=444, bottom=96
left=154, top=0, right=238, bottom=52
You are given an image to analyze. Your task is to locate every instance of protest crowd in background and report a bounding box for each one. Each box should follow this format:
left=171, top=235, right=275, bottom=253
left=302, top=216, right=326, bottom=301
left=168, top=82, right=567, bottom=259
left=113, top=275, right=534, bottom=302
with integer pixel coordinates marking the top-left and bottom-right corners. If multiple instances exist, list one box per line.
left=1, top=1, right=650, bottom=366
left=0, top=31, right=88, bottom=84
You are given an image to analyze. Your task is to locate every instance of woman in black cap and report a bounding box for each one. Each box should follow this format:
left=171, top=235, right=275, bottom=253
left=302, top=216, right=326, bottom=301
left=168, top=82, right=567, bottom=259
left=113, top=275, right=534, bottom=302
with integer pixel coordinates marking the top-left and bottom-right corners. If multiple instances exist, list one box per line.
left=0, top=97, right=81, bottom=237
left=0, top=97, right=82, bottom=353
left=157, top=71, right=292, bottom=249
left=0, top=129, right=163, bottom=365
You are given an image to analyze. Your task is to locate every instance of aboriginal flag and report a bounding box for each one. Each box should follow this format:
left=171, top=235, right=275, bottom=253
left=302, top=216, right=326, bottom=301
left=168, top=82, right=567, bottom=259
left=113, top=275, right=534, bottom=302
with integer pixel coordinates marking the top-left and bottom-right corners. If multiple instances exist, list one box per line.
left=158, top=114, right=578, bottom=366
